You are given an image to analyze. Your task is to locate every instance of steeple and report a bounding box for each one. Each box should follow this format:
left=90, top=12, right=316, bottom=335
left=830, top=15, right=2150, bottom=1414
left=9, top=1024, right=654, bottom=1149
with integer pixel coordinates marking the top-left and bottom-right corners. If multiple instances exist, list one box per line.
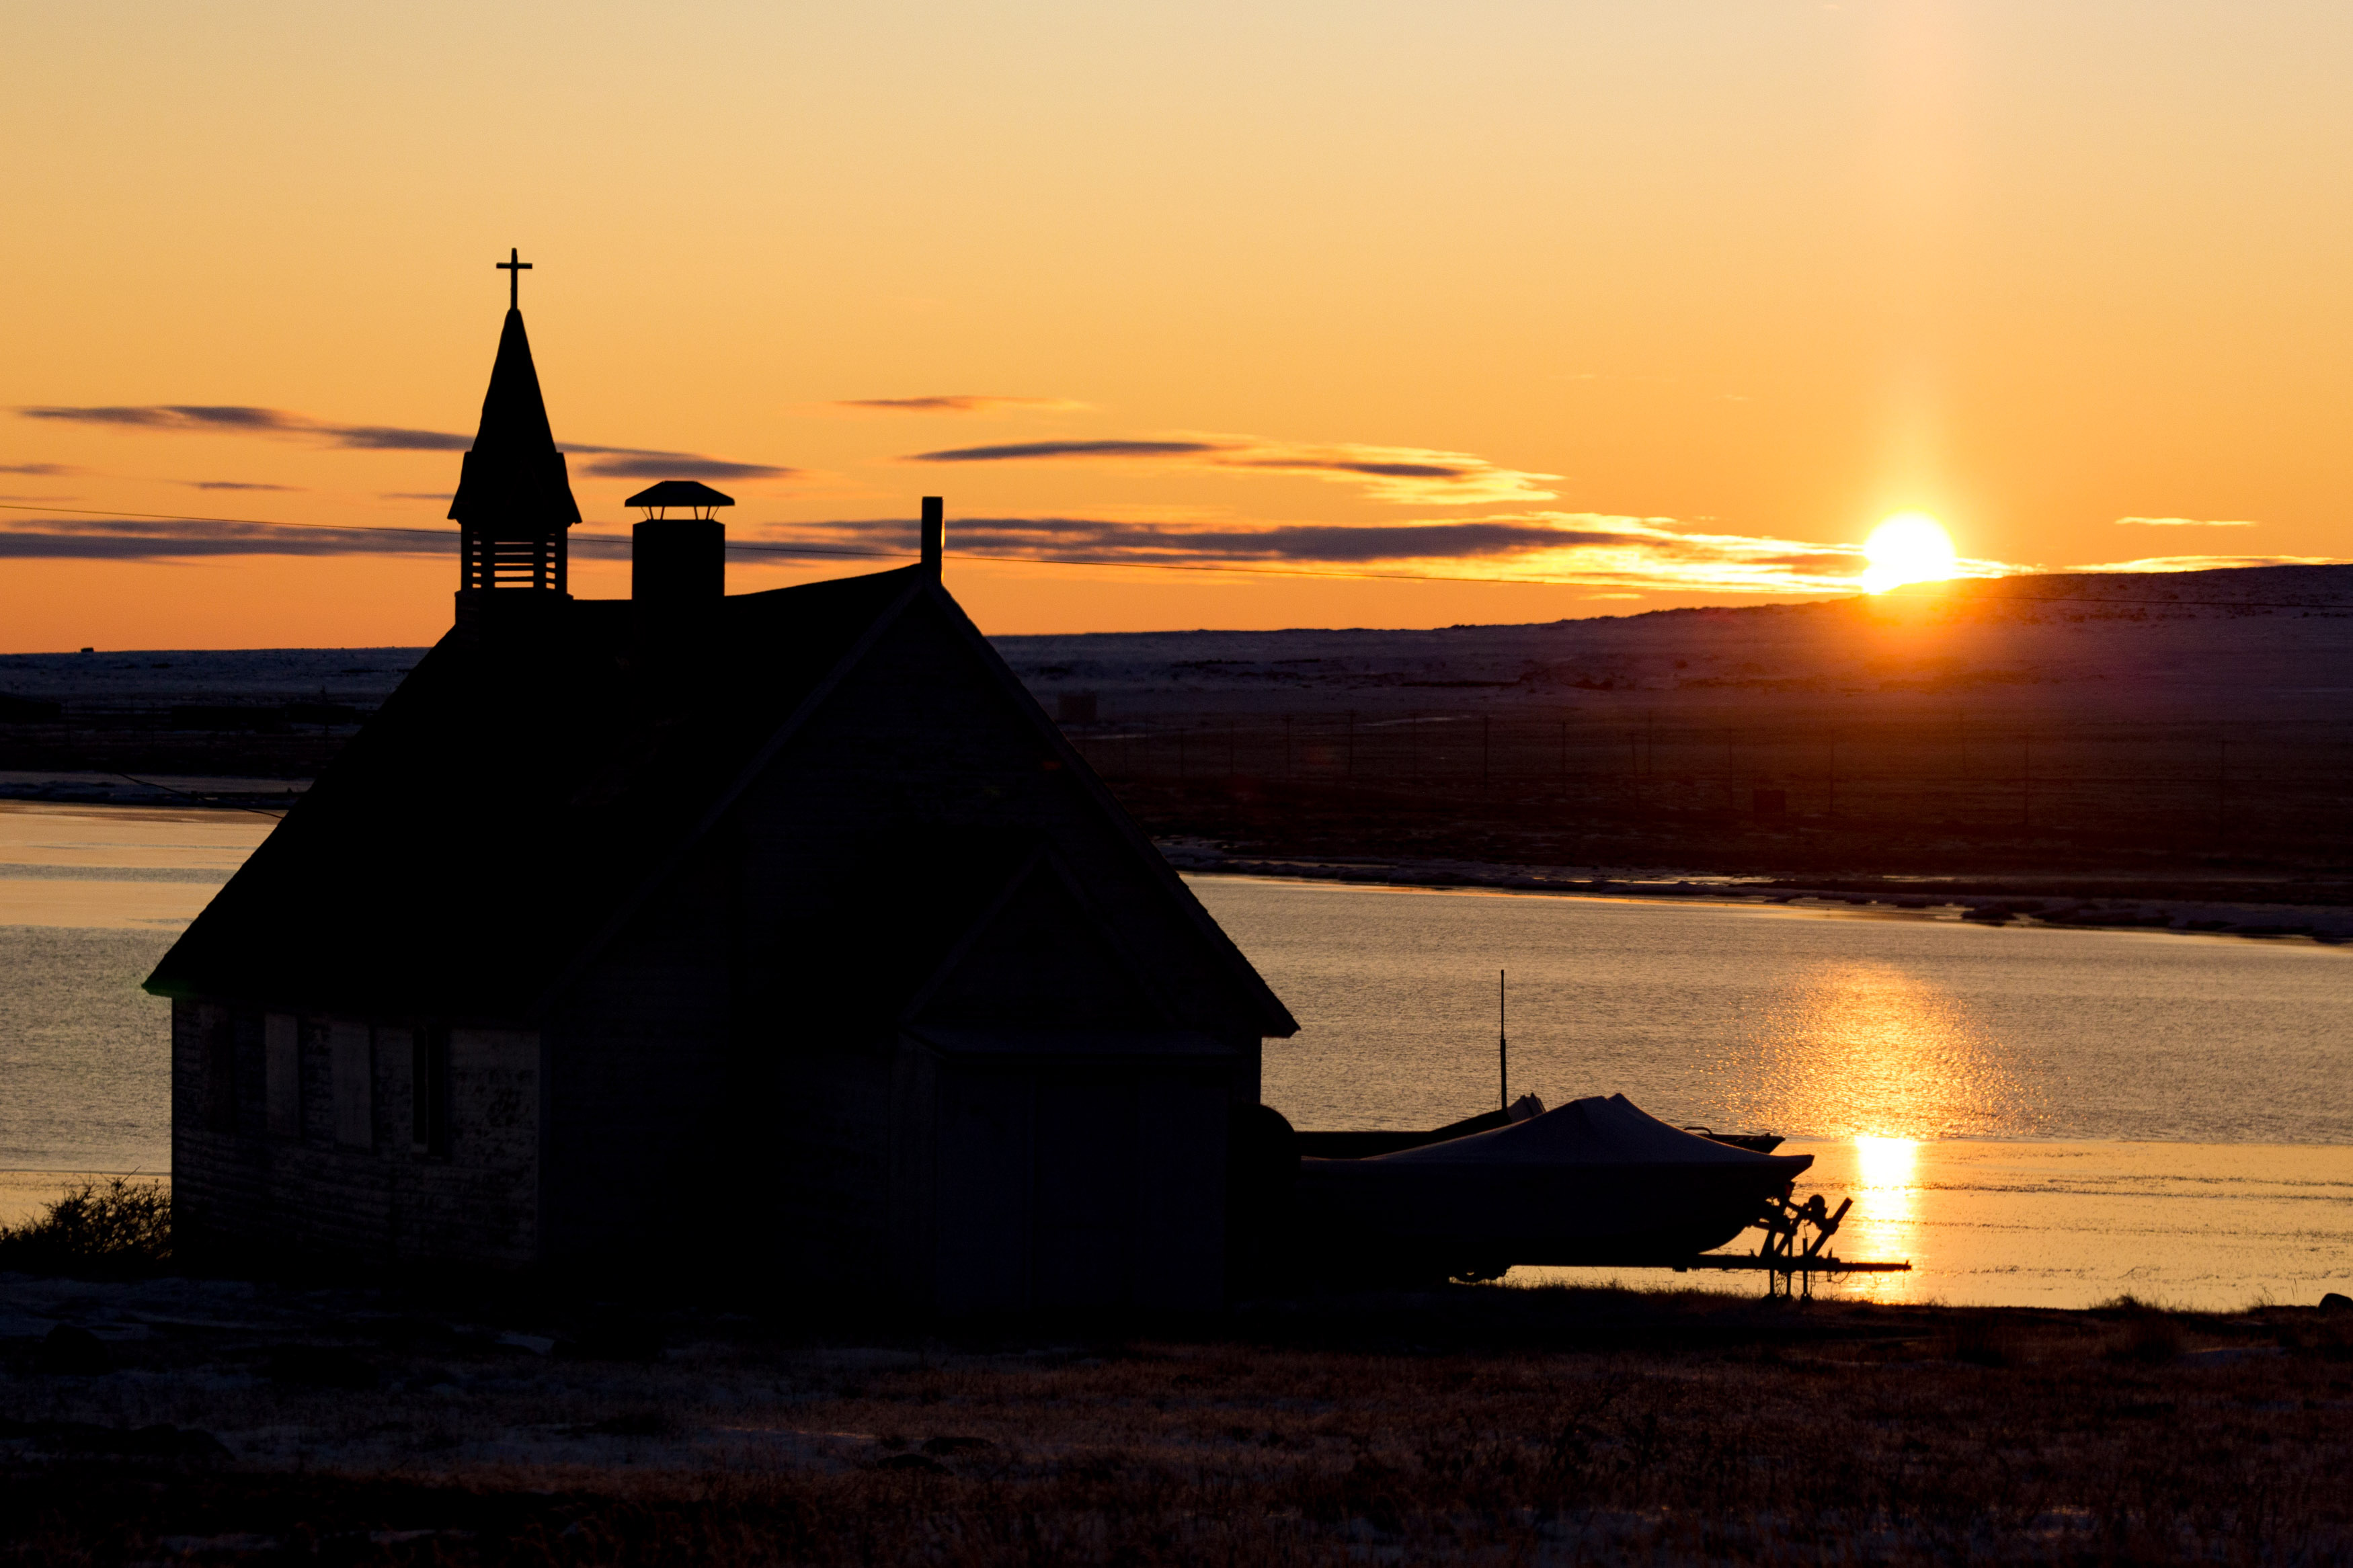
left=448, top=251, right=580, bottom=618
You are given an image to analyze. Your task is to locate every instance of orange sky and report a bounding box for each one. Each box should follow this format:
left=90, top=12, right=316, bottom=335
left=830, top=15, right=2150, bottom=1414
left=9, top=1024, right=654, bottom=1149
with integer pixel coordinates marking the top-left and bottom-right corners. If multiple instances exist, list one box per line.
left=3, top=1, right=2347, bottom=650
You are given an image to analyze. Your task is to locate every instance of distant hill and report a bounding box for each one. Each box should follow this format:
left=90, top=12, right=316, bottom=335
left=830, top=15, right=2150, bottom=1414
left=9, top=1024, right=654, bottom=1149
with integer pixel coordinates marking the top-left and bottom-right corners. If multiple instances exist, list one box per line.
left=5, top=561, right=2345, bottom=722
left=990, top=563, right=2353, bottom=727
left=7, top=564, right=2348, bottom=879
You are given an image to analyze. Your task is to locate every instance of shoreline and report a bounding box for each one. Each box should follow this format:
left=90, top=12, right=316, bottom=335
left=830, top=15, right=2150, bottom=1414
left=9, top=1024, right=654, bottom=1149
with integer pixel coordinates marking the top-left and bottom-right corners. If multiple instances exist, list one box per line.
left=1164, top=839, right=2353, bottom=944
left=7, top=784, right=2349, bottom=942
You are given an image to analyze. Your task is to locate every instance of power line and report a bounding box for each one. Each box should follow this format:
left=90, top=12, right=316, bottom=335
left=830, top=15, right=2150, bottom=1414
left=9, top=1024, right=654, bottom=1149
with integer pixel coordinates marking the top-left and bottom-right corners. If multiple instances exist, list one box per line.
left=1, top=500, right=2346, bottom=609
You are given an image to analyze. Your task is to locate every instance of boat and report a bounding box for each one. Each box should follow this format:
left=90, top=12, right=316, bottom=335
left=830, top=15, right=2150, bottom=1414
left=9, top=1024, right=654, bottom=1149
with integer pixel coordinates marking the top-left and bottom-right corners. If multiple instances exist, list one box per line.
left=1283, top=1094, right=1812, bottom=1280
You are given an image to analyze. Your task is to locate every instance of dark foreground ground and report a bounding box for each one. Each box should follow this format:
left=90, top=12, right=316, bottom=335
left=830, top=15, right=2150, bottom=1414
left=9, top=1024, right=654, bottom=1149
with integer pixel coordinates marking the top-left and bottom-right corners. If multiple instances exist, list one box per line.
left=5, top=1268, right=2350, bottom=1566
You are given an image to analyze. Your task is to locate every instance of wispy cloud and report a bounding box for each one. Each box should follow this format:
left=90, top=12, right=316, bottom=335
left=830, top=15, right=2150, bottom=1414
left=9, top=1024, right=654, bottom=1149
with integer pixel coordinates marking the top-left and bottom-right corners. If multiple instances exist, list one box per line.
left=914, top=440, right=1222, bottom=462
left=568, top=451, right=799, bottom=481
left=911, top=516, right=1616, bottom=563
left=2068, top=553, right=2338, bottom=573
left=185, top=479, right=301, bottom=492
left=0, top=512, right=647, bottom=565
left=2115, top=516, right=2258, bottom=528
left=43, top=503, right=2313, bottom=603
left=381, top=491, right=452, bottom=501
left=19, top=404, right=472, bottom=451
left=0, top=462, right=78, bottom=476
left=15, top=405, right=796, bottom=483
left=830, top=395, right=1086, bottom=414
left=0, top=515, right=443, bottom=561
left=749, top=510, right=2013, bottom=593
left=903, top=431, right=1558, bottom=505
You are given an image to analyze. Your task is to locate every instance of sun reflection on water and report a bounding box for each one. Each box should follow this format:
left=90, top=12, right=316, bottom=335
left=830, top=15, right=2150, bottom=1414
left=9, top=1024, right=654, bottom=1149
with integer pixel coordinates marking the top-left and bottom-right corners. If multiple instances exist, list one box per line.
left=1823, top=1136, right=1919, bottom=1301
left=1716, top=962, right=2036, bottom=1140
left=1853, top=1134, right=1918, bottom=1189
left=1708, top=964, right=2030, bottom=1304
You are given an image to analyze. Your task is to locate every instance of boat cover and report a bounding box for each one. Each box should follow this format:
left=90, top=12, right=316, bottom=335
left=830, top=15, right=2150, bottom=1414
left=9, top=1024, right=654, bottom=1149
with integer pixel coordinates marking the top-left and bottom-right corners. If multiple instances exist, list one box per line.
left=1367, top=1094, right=1782, bottom=1166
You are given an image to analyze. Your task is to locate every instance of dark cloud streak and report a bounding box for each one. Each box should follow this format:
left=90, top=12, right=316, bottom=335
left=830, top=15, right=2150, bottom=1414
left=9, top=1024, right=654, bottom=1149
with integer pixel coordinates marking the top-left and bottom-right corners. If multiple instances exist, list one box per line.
left=19, top=403, right=469, bottom=451
left=0, top=518, right=447, bottom=561
left=328, top=425, right=472, bottom=452
left=15, top=404, right=791, bottom=477
left=909, top=440, right=1228, bottom=463
left=836, top=395, right=1074, bottom=413
left=758, top=514, right=1627, bottom=565
left=575, top=453, right=799, bottom=481
left=945, top=518, right=1616, bottom=563
left=1234, top=458, right=1468, bottom=480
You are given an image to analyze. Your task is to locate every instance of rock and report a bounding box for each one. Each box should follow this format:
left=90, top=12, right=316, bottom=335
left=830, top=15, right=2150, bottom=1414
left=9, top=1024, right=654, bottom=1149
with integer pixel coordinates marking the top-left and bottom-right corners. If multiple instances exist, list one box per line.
left=922, top=1435, right=998, bottom=1456
left=35, top=1325, right=110, bottom=1375
left=555, top=1314, right=665, bottom=1363
left=118, top=1424, right=233, bottom=1462
left=875, top=1452, right=949, bottom=1474
left=264, top=1344, right=380, bottom=1390
left=0, top=1419, right=228, bottom=1462
left=584, top=1411, right=679, bottom=1438
left=2321, top=1292, right=2352, bottom=1314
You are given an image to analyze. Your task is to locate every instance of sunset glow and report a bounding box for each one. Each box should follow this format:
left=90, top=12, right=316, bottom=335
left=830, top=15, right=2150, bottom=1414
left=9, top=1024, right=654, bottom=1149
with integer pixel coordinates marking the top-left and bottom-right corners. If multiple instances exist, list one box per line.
left=1, top=3, right=2346, bottom=648
left=1860, top=514, right=1958, bottom=593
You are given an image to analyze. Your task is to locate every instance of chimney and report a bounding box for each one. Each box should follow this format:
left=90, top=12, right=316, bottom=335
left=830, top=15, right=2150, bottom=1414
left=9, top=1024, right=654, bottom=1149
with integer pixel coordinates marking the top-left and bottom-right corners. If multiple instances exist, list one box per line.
left=627, top=481, right=732, bottom=606
left=920, top=496, right=943, bottom=577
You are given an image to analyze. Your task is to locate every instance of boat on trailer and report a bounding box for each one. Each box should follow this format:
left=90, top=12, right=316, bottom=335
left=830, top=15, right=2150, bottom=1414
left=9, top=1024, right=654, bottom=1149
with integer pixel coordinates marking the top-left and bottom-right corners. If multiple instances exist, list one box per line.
left=1284, top=1094, right=1815, bottom=1281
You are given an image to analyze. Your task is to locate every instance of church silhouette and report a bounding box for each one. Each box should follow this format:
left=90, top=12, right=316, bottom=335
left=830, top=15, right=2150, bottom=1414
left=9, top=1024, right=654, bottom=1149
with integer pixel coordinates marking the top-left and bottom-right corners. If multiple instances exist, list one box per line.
left=146, top=259, right=1296, bottom=1312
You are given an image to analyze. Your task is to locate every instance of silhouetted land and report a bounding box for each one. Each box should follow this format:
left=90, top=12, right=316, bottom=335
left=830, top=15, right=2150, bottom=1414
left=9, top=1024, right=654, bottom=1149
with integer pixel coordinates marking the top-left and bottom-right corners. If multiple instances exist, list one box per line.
left=4, top=1266, right=2349, bottom=1565
left=6, top=566, right=2349, bottom=894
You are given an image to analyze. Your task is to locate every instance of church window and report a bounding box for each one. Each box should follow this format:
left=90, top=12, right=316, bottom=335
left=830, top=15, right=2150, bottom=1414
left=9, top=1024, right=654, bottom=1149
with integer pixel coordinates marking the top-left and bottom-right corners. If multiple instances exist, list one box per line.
left=412, top=1025, right=451, bottom=1156
left=264, top=1013, right=300, bottom=1137
left=330, top=1022, right=373, bottom=1149
left=200, top=1007, right=237, bottom=1132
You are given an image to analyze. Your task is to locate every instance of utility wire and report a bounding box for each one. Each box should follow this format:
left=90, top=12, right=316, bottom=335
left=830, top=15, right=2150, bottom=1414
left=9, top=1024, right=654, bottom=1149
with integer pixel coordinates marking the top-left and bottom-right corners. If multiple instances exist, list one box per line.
left=3, top=501, right=2346, bottom=610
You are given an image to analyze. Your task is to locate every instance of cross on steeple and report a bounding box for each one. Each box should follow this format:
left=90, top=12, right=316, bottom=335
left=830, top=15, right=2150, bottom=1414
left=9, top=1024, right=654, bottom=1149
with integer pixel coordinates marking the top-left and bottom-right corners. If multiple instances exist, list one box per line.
left=496, top=247, right=532, bottom=310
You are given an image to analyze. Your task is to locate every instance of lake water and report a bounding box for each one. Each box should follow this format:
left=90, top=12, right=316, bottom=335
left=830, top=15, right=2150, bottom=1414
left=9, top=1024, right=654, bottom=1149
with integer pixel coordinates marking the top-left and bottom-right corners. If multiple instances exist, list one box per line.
left=1200, top=876, right=2353, bottom=1310
left=0, top=802, right=262, bottom=1180
left=4, top=801, right=2348, bottom=1310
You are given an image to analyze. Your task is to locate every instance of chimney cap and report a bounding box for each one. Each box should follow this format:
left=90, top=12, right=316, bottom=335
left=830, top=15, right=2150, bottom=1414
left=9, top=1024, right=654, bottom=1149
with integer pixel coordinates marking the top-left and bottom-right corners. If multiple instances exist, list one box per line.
left=626, top=480, right=736, bottom=518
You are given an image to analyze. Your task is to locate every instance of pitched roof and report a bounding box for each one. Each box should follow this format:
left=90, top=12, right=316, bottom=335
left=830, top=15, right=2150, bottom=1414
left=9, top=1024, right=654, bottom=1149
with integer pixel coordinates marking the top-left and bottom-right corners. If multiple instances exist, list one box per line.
left=446, top=308, right=581, bottom=530
left=147, top=569, right=915, bottom=1018
left=145, top=567, right=1295, bottom=1037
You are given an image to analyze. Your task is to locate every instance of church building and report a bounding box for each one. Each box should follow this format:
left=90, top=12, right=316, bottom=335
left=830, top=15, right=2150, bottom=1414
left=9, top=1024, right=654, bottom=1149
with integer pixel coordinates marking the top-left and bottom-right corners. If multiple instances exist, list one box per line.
left=146, top=267, right=1298, bottom=1312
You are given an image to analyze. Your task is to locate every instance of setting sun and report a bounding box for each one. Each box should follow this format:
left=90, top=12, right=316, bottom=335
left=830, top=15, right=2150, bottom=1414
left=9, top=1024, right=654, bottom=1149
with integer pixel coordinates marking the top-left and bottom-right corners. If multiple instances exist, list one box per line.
left=1860, top=513, right=1960, bottom=594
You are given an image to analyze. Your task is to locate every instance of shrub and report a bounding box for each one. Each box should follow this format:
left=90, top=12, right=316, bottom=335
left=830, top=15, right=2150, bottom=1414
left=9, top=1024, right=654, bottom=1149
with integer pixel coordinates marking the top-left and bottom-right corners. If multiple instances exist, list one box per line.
left=0, top=1177, right=171, bottom=1275
left=1946, top=1312, right=2022, bottom=1368
left=2103, top=1304, right=2188, bottom=1365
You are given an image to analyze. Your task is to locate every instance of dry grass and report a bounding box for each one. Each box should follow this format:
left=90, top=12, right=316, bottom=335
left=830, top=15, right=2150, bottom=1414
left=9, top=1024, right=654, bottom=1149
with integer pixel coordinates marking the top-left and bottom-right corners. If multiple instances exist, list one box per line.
left=3, top=1276, right=2350, bottom=1564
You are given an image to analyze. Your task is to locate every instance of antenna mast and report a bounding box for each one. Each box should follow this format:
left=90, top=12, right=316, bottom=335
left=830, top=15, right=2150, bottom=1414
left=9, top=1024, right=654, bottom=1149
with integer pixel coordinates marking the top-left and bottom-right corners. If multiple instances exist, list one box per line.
left=1499, top=968, right=1508, bottom=1112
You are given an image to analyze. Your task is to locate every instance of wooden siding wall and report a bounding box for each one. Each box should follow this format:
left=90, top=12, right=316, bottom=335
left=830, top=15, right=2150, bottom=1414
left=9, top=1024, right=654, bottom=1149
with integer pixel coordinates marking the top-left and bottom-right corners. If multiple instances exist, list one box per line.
left=533, top=594, right=1266, bottom=1296
left=172, top=999, right=539, bottom=1266
left=895, top=1050, right=1230, bottom=1315
left=539, top=856, right=736, bottom=1263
